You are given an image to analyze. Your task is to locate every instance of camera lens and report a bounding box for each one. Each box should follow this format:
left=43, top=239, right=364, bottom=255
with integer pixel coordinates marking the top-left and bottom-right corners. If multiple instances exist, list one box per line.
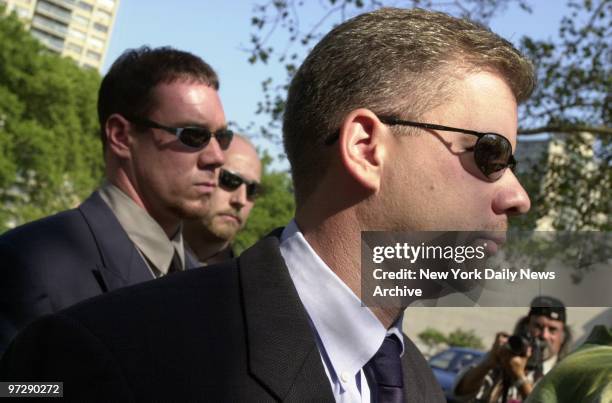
left=507, top=334, right=530, bottom=356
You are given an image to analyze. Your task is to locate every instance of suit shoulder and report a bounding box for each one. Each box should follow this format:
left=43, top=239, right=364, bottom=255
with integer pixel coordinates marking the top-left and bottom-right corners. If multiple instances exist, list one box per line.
left=0, top=207, right=99, bottom=272
left=0, top=207, right=86, bottom=247
left=0, top=313, right=133, bottom=398
left=63, top=258, right=241, bottom=325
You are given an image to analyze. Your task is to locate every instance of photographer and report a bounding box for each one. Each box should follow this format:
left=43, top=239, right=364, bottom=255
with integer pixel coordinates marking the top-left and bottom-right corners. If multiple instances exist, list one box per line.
left=453, top=296, right=572, bottom=402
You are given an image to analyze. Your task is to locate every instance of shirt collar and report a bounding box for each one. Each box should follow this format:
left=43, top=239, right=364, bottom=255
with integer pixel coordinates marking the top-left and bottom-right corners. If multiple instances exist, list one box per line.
left=98, top=182, right=185, bottom=275
left=280, top=219, right=404, bottom=382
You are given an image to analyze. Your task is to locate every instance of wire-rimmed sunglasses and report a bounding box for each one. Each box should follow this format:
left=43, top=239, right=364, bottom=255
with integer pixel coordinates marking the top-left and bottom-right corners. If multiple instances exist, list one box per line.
left=127, top=116, right=234, bottom=150
left=324, top=115, right=516, bottom=182
left=219, top=168, right=261, bottom=200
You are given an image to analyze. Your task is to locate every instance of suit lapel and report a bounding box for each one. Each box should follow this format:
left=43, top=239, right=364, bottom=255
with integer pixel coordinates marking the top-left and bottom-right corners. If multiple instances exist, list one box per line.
left=401, top=334, right=446, bottom=402
left=239, top=230, right=333, bottom=401
left=78, top=192, right=153, bottom=291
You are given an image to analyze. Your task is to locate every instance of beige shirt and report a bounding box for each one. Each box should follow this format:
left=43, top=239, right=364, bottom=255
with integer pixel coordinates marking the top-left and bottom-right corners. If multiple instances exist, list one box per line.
left=98, top=182, right=185, bottom=278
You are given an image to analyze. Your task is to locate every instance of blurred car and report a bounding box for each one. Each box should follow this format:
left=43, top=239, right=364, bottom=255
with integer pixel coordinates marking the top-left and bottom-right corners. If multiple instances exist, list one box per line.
left=429, top=347, right=485, bottom=402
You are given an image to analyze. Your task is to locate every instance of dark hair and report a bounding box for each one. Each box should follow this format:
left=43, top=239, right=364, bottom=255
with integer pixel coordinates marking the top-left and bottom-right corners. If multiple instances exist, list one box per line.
left=283, top=8, right=535, bottom=205
left=97, top=46, right=219, bottom=151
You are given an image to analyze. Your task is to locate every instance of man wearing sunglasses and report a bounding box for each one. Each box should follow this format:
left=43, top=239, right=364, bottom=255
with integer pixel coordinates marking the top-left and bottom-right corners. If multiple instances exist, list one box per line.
left=0, top=46, right=231, bottom=354
left=1, top=9, right=534, bottom=402
left=184, top=134, right=262, bottom=265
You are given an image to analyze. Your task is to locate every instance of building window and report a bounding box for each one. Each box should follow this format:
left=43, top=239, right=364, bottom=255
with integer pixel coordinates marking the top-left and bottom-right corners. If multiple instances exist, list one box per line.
left=93, top=8, right=111, bottom=22
left=93, top=22, right=107, bottom=33
left=69, top=27, right=86, bottom=41
left=86, top=50, right=101, bottom=60
left=32, top=14, right=68, bottom=37
left=73, top=14, right=89, bottom=26
left=30, top=28, right=64, bottom=51
left=86, top=36, right=103, bottom=48
left=78, top=1, right=93, bottom=12
left=15, top=6, right=31, bottom=18
left=36, top=0, right=71, bottom=23
left=66, top=42, right=82, bottom=53
left=96, top=0, right=115, bottom=10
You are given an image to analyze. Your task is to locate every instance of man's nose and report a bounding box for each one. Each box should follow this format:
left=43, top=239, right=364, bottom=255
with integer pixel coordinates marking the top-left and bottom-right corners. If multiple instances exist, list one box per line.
left=230, top=185, right=247, bottom=209
left=198, top=137, right=225, bottom=169
left=492, top=170, right=531, bottom=216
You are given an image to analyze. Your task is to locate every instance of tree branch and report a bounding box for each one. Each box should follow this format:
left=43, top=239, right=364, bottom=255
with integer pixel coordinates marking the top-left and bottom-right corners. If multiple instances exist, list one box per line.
left=518, top=125, right=612, bottom=135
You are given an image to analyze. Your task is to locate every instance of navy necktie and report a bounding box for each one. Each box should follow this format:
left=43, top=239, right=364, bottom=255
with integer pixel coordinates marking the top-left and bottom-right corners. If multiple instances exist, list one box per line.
left=364, top=334, right=405, bottom=403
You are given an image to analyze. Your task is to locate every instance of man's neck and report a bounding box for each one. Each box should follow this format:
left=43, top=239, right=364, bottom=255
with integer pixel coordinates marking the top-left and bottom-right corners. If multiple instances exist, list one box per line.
left=297, top=214, right=404, bottom=329
left=184, top=230, right=231, bottom=264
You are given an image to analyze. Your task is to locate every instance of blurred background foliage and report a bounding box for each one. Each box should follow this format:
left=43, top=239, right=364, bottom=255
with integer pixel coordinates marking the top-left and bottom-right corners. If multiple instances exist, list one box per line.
left=419, top=326, right=485, bottom=353
left=0, top=7, right=103, bottom=231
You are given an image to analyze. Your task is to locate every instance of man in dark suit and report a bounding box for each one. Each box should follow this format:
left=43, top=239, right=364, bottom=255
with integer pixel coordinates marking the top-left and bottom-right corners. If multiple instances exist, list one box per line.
left=0, top=47, right=233, bottom=353
left=1, top=8, right=535, bottom=402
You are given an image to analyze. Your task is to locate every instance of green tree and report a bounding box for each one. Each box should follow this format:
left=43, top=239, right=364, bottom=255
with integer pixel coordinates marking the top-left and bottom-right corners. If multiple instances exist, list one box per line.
left=234, top=152, right=295, bottom=252
left=446, top=328, right=485, bottom=349
left=418, top=327, right=485, bottom=353
left=418, top=327, right=448, bottom=355
left=246, top=0, right=610, bottom=232
left=516, top=0, right=610, bottom=231
left=0, top=7, right=103, bottom=232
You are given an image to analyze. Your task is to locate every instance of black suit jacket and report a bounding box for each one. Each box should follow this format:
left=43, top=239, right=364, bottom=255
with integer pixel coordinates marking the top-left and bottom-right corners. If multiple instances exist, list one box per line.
left=0, top=191, right=198, bottom=354
left=0, top=231, right=445, bottom=402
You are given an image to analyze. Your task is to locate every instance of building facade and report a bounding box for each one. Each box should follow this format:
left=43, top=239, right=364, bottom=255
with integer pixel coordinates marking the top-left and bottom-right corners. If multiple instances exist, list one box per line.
left=1, top=0, right=119, bottom=70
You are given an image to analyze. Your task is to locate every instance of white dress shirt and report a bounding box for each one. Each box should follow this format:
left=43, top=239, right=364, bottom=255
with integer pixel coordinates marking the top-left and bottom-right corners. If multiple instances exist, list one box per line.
left=280, top=220, right=405, bottom=402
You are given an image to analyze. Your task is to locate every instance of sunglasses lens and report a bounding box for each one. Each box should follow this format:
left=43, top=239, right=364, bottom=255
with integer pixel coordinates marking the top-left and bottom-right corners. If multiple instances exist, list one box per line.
left=179, top=128, right=212, bottom=148
left=474, top=134, right=513, bottom=181
left=215, top=129, right=234, bottom=150
left=220, top=170, right=242, bottom=190
left=220, top=170, right=260, bottom=200
left=246, top=183, right=260, bottom=199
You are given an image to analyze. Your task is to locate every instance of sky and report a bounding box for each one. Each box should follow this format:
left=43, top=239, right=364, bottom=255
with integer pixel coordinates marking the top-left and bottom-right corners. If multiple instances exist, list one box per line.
left=103, top=1, right=571, bottom=169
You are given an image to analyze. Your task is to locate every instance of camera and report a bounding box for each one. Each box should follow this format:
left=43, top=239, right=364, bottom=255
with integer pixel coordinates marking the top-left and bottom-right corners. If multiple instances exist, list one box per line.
left=507, top=333, right=532, bottom=356
left=506, top=332, right=545, bottom=371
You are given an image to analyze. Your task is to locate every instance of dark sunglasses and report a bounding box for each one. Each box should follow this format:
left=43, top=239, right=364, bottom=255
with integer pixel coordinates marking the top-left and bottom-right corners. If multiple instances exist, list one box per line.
left=127, top=116, right=234, bottom=150
left=324, top=115, right=516, bottom=182
left=219, top=168, right=261, bottom=200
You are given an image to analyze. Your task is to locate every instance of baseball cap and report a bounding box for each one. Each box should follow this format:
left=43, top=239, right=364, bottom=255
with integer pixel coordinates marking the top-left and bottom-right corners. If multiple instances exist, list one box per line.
left=529, top=296, right=566, bottom=323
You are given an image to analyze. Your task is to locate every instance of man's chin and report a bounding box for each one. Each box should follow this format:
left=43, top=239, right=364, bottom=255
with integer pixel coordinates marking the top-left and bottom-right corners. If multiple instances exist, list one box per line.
left=175, top=200, right=212, bottom=220
left=208, top=221, right=239, bottom=242
left=541, top=346, right=555, bottom=361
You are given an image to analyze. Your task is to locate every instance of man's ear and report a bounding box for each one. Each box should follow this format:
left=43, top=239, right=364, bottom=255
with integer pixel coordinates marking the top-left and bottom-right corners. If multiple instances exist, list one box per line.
left=105, top=114, right=133, bottom=159
left=338, top=108, right=388, bottom=192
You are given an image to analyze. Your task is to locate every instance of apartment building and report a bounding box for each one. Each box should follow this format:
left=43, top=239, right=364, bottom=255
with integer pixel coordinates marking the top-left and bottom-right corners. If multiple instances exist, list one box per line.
left=1, top=0, right=119, bottom=70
